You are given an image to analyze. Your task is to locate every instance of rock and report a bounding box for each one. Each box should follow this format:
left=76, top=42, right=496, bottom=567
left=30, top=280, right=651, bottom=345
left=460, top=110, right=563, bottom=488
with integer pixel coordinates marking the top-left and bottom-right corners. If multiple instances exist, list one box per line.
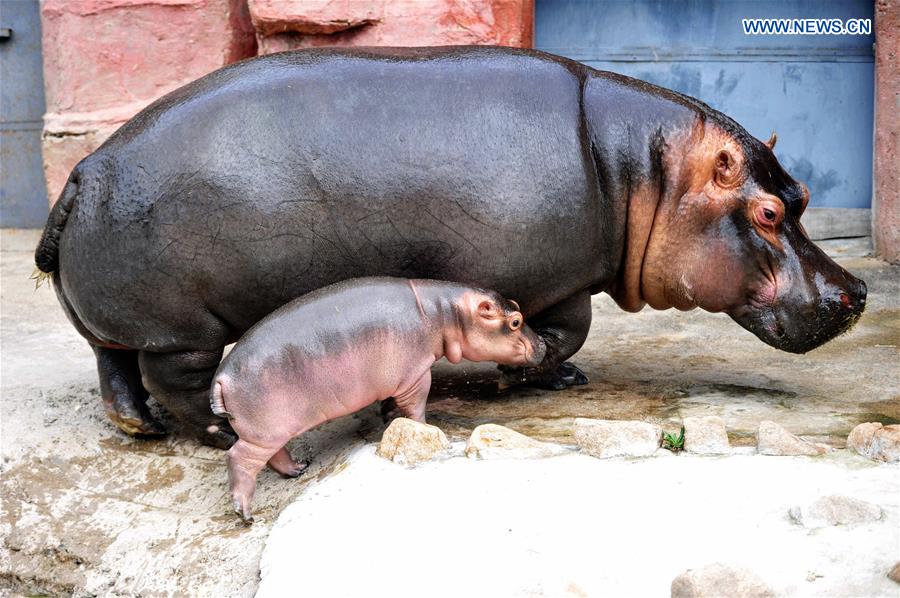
left=683, top=416, right=730, bottom=455
left=465, top=424, right=567, bottom=460
left=573, top=418, right=661, bottom=458
left=757, top=420, right=828, bottom=456
left=789, top=495, right=883, bottom=528
left=888, top=562, right=900, bottom=584
left=376, top=418, right=450, bottom=466
left=847, top=422, right=900, bottom=462
left=671, top=563, right=774, bottom=598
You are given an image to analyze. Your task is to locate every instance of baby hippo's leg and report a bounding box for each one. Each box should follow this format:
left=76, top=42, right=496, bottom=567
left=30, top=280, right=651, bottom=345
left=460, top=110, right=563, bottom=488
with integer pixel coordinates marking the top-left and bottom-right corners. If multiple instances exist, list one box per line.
left=227, top=439, right=280, bottom=522
left=268, top=447, right=309, bottom=478
left=393, top=370, right=432, bottom=423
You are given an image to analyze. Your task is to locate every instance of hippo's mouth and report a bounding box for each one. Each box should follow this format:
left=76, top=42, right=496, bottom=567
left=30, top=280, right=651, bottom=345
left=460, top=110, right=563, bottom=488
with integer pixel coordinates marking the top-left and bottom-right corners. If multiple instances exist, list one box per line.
left=729, top=297, right=865, bottom=354
left=524, top=337, right=547, bottom=366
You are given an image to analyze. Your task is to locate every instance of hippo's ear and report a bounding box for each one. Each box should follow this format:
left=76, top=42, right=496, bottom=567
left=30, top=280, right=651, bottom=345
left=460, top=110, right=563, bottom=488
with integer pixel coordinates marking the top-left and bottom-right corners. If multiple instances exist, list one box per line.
left=477, top=300, right=496, bottom=320
left=764, top=132, right=777, bottom=150
left=714, top=149, right=742, bottom=189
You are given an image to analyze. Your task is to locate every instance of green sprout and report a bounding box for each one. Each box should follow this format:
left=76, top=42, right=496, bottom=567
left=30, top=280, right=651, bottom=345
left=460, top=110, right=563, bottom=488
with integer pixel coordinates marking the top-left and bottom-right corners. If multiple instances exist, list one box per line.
left=662, top=425, right=685, bottom=452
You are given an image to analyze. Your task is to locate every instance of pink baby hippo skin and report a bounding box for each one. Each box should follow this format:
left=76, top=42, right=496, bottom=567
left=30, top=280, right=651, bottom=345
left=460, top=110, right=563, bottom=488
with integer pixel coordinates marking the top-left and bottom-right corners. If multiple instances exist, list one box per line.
left=210, top=277, right=546, bottom=521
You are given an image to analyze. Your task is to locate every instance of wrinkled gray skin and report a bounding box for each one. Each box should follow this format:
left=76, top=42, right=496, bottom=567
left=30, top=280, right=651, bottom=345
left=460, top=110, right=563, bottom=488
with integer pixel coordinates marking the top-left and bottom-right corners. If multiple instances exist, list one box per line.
left=35, top=47, right=866, bottom=449
left=214, top=276, right=545, bottom=521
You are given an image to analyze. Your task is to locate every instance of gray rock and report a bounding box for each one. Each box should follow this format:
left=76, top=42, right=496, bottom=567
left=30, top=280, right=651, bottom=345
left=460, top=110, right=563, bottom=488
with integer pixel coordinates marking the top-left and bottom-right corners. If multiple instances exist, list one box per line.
left=465, top=423, right=567, bottom=460
left=671, top=563, right=774, bottom=598
left=573, top=418, right=661, bottom=458
left=757, top=420, right=828, bottom=456
left=847, top=422, right=900, bottom=463
left=376, top=418, right=450, bottom=466
left=683, top=416, right=730, bottom=455
left=789, top=494, right=884, bottom=528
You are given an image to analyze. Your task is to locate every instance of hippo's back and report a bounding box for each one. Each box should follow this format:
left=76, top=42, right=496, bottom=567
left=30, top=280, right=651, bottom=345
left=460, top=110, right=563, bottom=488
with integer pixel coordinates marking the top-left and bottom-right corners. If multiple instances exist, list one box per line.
left=56, top=47, right=608, bottom=351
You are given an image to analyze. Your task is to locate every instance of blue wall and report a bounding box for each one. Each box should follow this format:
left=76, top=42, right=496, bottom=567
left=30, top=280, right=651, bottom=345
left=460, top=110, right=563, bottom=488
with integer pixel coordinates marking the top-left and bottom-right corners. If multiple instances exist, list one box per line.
left=0, top=0, right=48, bottom=227
left=535, top=0, right=875, bottom=208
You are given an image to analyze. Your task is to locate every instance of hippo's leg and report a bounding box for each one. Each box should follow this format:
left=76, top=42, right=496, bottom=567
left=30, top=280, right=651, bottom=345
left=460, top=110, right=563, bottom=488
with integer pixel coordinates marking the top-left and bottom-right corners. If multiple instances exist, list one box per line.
left=393, top=370, right=432, bottom=423
left=499, top=291, right=592, bottom=391
left=226, top=438, right=279, bottom=522
left=267, top=447, right=309, bottom=478
left=94, top=347, right=166, bottom=436
left=138, top=348, right=236, bottom=449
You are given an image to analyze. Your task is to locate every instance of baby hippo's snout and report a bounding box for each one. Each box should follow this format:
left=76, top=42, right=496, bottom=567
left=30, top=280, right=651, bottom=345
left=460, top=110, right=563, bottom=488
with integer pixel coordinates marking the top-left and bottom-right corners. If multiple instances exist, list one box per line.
left=520, top=324, right=547, bottom=366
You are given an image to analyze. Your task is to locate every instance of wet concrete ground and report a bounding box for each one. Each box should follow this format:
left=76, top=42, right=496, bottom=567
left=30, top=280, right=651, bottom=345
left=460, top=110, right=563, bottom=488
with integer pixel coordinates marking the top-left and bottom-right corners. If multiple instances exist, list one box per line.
left=1, top=228, right=897, bottom=596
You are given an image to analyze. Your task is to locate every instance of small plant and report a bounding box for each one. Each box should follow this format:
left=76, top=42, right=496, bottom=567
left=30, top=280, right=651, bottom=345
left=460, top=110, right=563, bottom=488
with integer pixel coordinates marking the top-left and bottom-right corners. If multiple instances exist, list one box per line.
left=662, top=425, right=685, bottom=452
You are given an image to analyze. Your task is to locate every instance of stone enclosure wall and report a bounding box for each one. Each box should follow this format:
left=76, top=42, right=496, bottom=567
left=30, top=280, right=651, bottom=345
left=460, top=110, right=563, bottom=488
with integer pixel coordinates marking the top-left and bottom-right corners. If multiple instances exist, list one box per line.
left=39, top=0, right=533, bottom=201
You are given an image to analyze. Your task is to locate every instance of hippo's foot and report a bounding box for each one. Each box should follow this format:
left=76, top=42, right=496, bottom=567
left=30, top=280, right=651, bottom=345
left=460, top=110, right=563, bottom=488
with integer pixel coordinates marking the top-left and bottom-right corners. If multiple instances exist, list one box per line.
left=94, top=347, right=167, bottom=437
left=498, top=361, right=589, bottom=391
left=227, top=439, right=272, bottom=523
left=138, top=348, right=236, bottom=449
left=200, top=423, right=239, bottom=450
left=232, top=498, right=253, bottom=523
left=106, top=397, right=167, bottom=437
left=268, top=447, right=309, bottom=478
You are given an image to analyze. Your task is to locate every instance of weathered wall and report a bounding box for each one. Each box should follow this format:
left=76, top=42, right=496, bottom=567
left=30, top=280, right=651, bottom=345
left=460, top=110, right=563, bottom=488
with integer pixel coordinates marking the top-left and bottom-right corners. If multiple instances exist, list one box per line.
left=248, top=0, right=533, bottom=54
left=40, top=0, right=257, bottom=202
left=40, top=0, right=534, bottom=203
left=873, top=0, right=899, bottom=263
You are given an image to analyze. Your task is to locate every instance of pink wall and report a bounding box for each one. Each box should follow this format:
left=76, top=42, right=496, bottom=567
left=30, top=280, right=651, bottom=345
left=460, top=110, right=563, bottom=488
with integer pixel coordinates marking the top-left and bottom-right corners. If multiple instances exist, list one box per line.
left=40, top=0, right=534, bottom=203
left=41, top=0, right=257, bottom=202
left=248, top=0, right=533, bottom=54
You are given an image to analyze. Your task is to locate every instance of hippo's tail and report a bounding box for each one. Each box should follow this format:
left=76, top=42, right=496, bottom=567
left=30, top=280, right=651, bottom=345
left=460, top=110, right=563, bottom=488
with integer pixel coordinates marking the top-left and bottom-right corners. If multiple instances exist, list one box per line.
left=210, top=379, right=235, bottom=420
left=34, top=170, right=80, bottom=274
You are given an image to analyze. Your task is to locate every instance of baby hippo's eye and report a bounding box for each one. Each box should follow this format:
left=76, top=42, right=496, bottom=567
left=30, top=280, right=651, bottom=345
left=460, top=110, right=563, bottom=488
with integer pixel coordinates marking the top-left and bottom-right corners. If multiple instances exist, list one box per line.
left=508, top=314, right=522, bottom=331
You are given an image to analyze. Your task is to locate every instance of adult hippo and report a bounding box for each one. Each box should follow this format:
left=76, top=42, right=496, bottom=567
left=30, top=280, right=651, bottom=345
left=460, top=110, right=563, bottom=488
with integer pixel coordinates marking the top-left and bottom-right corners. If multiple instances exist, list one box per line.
left=35, top=47, right=866, bottom=449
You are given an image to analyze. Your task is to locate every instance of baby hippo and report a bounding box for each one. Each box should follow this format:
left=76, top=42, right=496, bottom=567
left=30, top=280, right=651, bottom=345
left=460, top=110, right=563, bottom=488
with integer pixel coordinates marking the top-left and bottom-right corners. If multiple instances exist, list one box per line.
left=210, top=277, right=546, bottom=521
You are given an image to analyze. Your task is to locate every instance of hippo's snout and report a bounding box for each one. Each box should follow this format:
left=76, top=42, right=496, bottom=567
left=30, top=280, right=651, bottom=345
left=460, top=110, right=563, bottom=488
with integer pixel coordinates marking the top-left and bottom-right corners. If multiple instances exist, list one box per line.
left=525, top=335, right=547, bottom=366
left=733, top=257, right=867, bottom=354
left=844, top=277, right=867, bottom=312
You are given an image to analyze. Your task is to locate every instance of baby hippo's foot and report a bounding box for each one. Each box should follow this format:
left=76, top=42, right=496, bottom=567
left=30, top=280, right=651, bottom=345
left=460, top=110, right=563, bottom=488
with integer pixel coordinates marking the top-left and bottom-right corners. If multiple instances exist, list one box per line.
left=498, top=361, right=589, bottom=391
left=230, top=475, right=256, bottom=523
left=227, top=440, right=272, bottom=523
left=268, top=447, right=309, bottom=478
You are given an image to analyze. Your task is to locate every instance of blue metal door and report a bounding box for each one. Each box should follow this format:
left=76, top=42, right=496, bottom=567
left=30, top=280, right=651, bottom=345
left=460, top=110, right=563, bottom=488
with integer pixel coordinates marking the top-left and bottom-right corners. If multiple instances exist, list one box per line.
left=1, top=0, right=48, bottom=227
left=535, top=0, right=875, bottom=208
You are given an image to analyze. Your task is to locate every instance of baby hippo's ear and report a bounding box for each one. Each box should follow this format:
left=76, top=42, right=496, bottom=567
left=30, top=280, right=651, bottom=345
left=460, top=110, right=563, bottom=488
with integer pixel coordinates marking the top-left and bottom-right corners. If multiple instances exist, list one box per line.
left=477, top=299, right=498, bottom=321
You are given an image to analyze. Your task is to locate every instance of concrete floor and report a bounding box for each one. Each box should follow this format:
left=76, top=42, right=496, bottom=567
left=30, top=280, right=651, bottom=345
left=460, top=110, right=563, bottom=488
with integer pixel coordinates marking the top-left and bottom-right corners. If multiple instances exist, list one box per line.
left=259, top=446, right=899, bottom=597
left=1, top=228, right=898, bottom=596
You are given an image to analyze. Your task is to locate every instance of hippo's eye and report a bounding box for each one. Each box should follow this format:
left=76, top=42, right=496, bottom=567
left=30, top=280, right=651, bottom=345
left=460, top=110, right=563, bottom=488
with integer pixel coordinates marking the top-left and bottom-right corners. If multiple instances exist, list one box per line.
left=754, top=202, right=782, bottom=229
left=509, top=315, right=522, bottom=331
